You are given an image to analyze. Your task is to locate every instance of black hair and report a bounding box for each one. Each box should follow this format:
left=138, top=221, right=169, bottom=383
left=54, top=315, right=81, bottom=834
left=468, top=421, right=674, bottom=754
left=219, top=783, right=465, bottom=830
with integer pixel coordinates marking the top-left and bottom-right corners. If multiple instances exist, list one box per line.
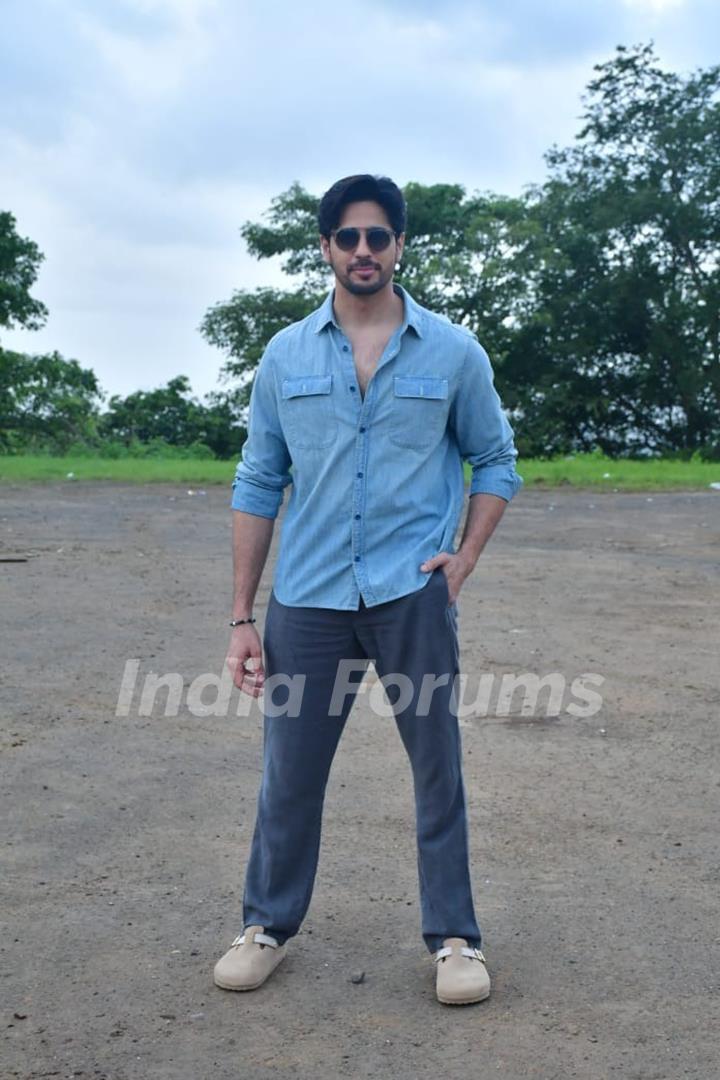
left=317, top=174, right=406, bottom=238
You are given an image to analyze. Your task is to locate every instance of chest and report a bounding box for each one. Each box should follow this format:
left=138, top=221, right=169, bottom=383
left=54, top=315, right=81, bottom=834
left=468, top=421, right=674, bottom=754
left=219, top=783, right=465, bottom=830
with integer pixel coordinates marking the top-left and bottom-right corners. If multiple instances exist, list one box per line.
left=347, top=334, right=394, bottom=398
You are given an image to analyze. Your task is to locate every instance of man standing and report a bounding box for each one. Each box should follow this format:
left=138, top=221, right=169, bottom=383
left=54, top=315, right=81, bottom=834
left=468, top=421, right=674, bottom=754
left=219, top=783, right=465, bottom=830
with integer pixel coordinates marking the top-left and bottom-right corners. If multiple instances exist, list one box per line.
left=213, top=174, right=523, bottom=1006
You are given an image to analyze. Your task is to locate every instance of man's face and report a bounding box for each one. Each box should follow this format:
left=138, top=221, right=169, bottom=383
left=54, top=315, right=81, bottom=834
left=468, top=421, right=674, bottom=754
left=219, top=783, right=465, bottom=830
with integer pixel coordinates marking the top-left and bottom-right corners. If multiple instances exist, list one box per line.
left=320, top=199, right=405, bottom=297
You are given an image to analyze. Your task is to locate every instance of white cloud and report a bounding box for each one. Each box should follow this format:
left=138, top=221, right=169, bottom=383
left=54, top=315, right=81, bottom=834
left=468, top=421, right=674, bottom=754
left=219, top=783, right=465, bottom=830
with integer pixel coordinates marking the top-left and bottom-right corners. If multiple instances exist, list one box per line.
left=71, top=0, right=218, bottom=103
left=622, top=0, right=686, bottom=12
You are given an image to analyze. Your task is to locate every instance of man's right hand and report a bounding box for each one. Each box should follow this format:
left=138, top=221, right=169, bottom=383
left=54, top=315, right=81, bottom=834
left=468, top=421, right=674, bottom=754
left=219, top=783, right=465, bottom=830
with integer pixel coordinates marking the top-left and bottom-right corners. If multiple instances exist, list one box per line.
left=225, top=625, right=266, bottom=697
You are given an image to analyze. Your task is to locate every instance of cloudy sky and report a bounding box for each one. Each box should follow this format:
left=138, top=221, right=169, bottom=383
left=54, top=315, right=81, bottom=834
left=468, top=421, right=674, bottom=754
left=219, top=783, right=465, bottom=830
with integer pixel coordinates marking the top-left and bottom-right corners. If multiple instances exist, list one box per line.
left=1, top=0, right=718, bottom=399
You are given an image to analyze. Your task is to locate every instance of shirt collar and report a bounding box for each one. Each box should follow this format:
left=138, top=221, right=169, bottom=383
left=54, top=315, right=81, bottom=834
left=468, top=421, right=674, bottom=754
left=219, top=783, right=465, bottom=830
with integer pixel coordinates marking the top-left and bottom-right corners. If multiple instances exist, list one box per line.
left=312, top=282, right=424, bottom=339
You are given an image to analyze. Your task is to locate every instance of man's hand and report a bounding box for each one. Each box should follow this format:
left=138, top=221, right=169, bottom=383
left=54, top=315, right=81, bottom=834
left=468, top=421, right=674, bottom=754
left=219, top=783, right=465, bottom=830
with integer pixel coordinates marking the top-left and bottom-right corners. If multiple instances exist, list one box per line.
left=421, top=493, right=509, bottom=604
left=420, top=551, right=473, bottom=606
left=225, top=625, right=266, bottom=697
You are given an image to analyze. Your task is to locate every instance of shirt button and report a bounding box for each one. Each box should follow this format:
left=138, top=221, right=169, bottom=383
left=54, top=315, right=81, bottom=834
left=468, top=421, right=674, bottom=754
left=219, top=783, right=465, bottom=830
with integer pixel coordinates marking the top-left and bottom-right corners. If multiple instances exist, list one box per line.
left=342, top=345, right=349, bottom=352
left=359, top=426, right=366, bottom=433
left=354, top=555, right=360, bottom=562
left=349, top=385, right=356, bottom=392
left=357, top=471, right=363, bottom=478
left=354, top=513, right=361, bottom=520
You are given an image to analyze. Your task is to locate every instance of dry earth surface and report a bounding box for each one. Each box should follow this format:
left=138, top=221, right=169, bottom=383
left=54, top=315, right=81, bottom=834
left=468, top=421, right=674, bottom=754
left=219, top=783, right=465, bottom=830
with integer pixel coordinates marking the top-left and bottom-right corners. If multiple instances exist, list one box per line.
left=1, top=483, right=719, bottom=1080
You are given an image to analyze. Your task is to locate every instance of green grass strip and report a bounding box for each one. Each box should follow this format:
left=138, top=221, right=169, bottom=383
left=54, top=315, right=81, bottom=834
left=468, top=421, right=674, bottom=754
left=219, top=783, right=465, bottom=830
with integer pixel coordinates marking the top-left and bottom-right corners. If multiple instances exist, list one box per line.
left=1, top=453, right=719, bottom=490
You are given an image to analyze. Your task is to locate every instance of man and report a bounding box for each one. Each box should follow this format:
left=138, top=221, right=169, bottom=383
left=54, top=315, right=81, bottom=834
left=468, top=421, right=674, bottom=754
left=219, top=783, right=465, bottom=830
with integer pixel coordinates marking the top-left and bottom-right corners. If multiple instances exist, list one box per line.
left=213, top=174, right=523, bottom=1006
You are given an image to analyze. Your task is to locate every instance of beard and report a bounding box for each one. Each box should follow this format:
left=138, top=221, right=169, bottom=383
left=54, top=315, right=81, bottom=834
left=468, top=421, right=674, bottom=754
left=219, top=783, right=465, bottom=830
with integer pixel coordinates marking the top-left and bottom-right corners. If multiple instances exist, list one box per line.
left=329, top=254, right=394, bottom=296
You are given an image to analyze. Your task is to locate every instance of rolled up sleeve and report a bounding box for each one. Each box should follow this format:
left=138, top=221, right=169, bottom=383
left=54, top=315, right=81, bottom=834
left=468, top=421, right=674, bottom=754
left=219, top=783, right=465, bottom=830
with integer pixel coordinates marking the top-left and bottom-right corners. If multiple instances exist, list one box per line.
left=231, top=344, right=292, bottom=519
left=451, top=334, right=524, bottom=502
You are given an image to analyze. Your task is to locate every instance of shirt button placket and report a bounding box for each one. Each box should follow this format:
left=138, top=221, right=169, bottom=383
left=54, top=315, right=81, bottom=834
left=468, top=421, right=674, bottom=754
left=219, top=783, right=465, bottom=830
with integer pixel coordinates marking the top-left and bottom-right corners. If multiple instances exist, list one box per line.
left=352, top=380, right=371, bottom=591
left=338, top=332, right=364, bottom=600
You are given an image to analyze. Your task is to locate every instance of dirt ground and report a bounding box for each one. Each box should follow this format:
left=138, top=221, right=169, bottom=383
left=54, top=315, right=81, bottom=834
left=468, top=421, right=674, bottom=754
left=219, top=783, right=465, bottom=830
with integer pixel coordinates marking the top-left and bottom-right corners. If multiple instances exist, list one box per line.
left=2, top=482, right=719, bottom=1080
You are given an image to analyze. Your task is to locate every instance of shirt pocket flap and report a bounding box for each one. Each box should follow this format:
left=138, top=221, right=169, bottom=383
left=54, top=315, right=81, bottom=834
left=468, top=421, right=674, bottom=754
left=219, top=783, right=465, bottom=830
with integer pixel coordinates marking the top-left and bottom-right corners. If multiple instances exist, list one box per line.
left=393, top=375, right=448, bottom=400
left=281, top=374, right=333, bottom=400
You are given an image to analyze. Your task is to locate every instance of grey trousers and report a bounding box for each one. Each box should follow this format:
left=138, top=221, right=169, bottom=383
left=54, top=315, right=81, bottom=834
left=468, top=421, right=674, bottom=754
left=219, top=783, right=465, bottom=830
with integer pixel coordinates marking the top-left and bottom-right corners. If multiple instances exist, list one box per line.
left=241, top=567, right=482, bottom=955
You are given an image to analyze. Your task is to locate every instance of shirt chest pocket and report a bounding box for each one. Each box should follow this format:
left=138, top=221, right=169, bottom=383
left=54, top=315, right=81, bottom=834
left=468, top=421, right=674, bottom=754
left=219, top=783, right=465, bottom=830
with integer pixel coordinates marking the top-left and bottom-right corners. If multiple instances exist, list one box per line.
left=280, top=373, right=337, bottom=450
left=389, top=375, right=450, bottom=450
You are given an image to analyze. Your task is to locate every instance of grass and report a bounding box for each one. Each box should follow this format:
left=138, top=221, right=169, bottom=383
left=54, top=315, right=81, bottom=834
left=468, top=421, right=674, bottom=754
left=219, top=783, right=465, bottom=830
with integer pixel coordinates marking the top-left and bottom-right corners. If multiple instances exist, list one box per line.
left=0, top=453, right=719, bottom=490
left=0, top=455, right=235, bottom=485
left=516, top=455, right=720, bottom=490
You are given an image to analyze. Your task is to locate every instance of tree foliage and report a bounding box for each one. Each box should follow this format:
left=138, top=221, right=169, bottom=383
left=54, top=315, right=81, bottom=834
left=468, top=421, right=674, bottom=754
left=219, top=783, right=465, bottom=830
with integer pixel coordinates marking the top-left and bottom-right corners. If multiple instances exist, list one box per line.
left=0, top=348, right=102, bottom=451
left=0, top=350, right=247, bottom=458
left=0, top=211, right=48, bottom=332
left=99, top=375, right=246, bottom=459
left=200, top=285, right=321, bottom=413
left=512, top=42, right=720, bottom=455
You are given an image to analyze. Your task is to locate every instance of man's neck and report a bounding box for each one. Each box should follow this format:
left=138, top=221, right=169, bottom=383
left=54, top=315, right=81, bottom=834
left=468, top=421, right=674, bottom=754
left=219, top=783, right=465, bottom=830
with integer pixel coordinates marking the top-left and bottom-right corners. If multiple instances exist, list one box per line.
left=332, top=281, right=404, bottom=334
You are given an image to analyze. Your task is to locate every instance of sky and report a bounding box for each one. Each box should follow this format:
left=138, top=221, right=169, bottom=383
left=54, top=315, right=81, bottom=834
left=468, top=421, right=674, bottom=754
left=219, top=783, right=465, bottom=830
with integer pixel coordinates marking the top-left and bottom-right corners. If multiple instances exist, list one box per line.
left=1, top=0, right=718, bottom=400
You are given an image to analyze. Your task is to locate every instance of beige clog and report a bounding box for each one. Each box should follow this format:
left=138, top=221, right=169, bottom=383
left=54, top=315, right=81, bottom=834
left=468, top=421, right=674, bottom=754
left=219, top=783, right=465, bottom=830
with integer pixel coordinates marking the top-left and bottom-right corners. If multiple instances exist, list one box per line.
left=434, top=937, right=491, bottom=1005
left=213, top=925, right=287, bottom=991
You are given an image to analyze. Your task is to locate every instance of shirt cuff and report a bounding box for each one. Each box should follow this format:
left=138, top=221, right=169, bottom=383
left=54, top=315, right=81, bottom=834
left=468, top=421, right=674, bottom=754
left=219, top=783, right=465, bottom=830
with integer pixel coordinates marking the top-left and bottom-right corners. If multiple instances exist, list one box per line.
left=469, top=464, right=524, bottom=502
left=231, top=478, right=284, bottom=519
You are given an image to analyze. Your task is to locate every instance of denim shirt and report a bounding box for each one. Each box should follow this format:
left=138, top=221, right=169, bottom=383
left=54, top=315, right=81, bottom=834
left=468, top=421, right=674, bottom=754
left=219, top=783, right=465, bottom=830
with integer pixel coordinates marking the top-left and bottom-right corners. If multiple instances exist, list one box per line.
left=231, top=283, right=523, bottom=609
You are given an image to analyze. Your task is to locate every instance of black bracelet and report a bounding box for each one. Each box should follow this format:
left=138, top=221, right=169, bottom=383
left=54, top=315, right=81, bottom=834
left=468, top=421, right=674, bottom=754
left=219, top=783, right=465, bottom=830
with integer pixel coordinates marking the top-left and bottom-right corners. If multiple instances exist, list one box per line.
left=229, top=617, right=257, bottom=626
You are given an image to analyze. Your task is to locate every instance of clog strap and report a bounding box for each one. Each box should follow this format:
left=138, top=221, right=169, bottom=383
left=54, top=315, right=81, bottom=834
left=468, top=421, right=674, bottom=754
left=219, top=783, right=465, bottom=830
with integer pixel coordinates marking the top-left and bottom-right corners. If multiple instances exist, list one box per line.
left=433, top=944, right=487, bottom=963
left=230, top=931, right=280, bottom=948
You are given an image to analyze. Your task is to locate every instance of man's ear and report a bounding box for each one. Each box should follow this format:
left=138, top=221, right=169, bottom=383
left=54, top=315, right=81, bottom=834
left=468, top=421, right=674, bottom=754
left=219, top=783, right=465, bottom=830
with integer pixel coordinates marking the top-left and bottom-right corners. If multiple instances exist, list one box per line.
left=395, top=232, right=406, bottom=263
left=320, top=235, right=331, bottom=264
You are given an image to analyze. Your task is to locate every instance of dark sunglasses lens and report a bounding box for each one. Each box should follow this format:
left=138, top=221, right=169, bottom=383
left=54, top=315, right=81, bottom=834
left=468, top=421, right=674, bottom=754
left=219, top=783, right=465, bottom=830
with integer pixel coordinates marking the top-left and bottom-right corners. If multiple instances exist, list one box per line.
left=367, top=228, right=393, bottom=252
left=334, top=228, right=360, bottom=251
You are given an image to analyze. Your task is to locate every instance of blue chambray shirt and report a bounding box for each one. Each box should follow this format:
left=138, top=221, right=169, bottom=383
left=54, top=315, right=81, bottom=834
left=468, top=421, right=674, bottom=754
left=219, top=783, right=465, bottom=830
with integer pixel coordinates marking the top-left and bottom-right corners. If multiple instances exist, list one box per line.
left=231, top=283, right=523, bottom=609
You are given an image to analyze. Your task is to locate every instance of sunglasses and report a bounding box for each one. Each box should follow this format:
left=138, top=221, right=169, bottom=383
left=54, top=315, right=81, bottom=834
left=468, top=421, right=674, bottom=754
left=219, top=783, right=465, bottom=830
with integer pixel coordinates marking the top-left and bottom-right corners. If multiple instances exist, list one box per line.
left=330, top=226, right=397, bottom=253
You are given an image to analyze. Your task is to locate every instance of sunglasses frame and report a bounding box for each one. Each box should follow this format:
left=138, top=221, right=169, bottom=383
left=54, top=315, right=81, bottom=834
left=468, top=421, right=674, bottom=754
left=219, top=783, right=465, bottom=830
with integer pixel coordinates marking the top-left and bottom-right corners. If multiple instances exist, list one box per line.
left=330, top=226, right=398, bottom=253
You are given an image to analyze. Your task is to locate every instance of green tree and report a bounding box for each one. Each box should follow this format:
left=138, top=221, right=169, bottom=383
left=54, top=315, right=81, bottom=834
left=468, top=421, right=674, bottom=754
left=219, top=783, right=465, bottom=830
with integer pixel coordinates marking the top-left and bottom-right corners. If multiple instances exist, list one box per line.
left=0, top=211, right=48, bottom=332
left=0, top=349, right=102, bottom=451
left=0, top=219, right=101, bottom=453
left=510, top=42, right=720, bottom=456
left=201, top=285, right=320, bottom=414
left=100, top=375, right=209, bottom=445
left=199, top=183, right=327, bottom=414
left=99, top=376, right=247, bottom=458
left=200, top=389, right=249, bottom=459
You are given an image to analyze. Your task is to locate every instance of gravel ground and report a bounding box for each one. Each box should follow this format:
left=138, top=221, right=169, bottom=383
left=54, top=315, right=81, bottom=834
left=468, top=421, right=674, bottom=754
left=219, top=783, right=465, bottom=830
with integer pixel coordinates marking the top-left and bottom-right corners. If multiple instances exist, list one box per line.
left=2, top=482, right=719, bottom=1080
